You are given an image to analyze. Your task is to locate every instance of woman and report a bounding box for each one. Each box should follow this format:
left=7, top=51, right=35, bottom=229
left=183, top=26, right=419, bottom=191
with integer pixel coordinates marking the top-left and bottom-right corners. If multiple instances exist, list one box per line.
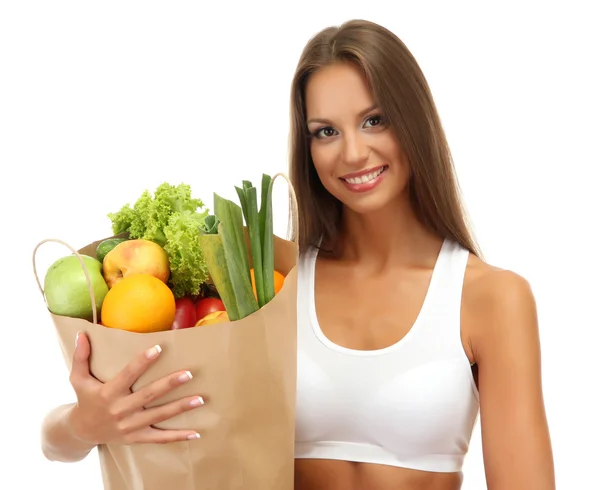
left=40, top=19, right=555, bottom=490
left=288, top=19, right=555, bottom=489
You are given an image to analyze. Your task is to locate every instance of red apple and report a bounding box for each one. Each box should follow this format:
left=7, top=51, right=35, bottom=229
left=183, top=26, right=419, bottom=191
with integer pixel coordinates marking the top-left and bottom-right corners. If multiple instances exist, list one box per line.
left=102, top=239, right=170, bottom=289
left=195, top=297, right=225, bottom=320
left=170, top=296, right=197, bottom=330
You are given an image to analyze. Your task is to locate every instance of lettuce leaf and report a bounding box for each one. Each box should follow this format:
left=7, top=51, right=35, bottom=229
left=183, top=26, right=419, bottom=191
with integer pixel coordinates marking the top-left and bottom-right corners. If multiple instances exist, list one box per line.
left=107, top=182, right=209, bottom=298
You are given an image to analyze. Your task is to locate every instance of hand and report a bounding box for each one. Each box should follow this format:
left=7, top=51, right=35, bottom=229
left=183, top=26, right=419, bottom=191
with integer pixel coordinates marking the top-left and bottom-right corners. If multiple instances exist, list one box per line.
left=67, top=332, right=204, bottom=446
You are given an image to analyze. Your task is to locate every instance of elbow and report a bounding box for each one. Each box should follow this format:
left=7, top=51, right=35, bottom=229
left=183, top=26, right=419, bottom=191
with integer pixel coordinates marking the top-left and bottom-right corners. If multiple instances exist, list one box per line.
left=41, top=442, right=92, bottom=463
left=40, top=442, right=63, bottom=463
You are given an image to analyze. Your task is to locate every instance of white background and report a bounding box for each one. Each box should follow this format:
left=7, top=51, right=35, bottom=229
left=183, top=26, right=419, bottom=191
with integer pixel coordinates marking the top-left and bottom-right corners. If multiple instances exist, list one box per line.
left=1, top=1, right=598, bottom=488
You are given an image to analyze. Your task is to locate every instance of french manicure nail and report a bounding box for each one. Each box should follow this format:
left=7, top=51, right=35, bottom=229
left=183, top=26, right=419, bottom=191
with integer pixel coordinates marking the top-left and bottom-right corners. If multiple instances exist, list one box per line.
left=190, top=396, right=204, bottom=407
left=75, top=332, right=80, bottom=348
left=178, top=371, right=193, bottom=383
left=145, top=345, right=162, bottom=359
left=187, top=432, right=201, bottom=440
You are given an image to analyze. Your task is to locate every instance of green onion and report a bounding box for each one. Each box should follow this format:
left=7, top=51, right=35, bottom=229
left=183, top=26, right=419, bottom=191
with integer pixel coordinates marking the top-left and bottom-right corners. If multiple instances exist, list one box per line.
left=236, top=181, right=266, bottom=307
left=259, top=174, right=275, bottom=303
left=198, top=220, right=241, bottom=321
left=197, top=174, right=277, bottom=322
left=213, top=193, right=257, bottom=320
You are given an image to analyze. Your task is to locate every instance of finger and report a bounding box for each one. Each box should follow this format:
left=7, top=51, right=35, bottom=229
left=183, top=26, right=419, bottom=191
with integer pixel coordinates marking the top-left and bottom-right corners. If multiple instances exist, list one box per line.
left=116, top=370, right=194, bottom=415
left=104, top=344, right=163, bottom=397
left=126, top=427, right=201, bottom=444
left=69, top=332, right=93, bottom=387
left=120, top=395, right=205, bottom=434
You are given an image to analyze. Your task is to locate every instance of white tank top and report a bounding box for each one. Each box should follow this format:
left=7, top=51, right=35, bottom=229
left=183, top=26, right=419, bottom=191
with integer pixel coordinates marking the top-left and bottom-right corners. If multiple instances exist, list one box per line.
left=294, top=238, right=480, bottom=473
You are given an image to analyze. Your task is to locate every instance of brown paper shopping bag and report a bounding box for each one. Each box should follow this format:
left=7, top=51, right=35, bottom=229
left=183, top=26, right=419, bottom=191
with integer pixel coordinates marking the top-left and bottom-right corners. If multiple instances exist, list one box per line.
left=32, top=174, right=299, bottom=490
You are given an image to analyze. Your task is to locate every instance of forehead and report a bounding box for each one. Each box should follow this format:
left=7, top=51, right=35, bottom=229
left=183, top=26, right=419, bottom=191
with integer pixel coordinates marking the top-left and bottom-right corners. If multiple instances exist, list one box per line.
left=305, top=62, right=376, bottom=120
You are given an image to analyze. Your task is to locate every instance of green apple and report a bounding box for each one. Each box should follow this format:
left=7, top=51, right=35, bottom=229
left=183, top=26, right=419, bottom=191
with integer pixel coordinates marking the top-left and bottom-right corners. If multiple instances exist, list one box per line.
left=44, top=254, right=109, bottom=321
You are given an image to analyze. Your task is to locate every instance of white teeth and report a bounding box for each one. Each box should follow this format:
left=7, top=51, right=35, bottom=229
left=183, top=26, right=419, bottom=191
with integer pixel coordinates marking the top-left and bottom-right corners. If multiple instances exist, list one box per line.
left=344, top=166, right=385, bottom=185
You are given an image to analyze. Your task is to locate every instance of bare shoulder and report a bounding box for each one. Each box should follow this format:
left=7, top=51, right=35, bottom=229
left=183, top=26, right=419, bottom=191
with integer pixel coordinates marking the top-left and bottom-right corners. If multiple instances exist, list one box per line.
left=463, top=252, right=534, bottom=305
left=461, top=253, right=538, bottom=362
left=460, top=253, right=556, bottom=487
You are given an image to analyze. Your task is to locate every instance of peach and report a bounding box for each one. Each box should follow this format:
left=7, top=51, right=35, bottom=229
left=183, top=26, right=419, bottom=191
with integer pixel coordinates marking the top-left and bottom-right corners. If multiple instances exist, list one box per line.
left=195, top=310, right=229, bottom=327
left=102, top=239, right=170, bottom=288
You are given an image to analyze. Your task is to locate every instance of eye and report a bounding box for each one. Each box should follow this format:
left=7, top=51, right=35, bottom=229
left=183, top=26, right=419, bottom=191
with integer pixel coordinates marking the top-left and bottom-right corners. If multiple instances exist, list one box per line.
left=364, top=115, right=385, bottom=128
left=311, top=126, right=338, bottom=139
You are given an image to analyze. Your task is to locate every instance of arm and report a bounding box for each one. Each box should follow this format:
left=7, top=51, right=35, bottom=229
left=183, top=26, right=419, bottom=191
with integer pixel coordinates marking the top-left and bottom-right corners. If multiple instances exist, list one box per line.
left=471, top=270, right=555, bottom=489
left=41, top=403, right=97, bottom=462
left=40, top=332, right=202, bottom=463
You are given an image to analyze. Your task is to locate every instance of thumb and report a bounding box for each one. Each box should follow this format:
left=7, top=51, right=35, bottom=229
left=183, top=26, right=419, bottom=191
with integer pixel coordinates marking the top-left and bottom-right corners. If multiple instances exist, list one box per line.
left=70, top=331, right=92, bottom=383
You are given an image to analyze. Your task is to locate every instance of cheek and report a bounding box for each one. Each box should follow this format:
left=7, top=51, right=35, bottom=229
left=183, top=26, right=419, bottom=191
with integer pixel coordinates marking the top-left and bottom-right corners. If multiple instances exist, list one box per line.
left=310, top=143, right=339, bottom=181
left=385, top=139, right=410, bottom=177
left=310, top=144, right=343, bottom=196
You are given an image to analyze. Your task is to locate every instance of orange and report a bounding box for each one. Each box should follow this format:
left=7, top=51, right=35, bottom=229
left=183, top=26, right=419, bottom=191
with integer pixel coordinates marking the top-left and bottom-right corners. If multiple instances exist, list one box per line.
left=250, top=268, right=286, bottom=299
left=100, top=273, right=176, bottom=333
left=273, top=270, right=285, bottom=294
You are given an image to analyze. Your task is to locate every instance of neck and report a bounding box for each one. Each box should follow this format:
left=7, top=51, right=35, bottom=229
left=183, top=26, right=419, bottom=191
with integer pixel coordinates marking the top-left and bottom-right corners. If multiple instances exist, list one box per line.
left=333, top=197, right=442, bottom=269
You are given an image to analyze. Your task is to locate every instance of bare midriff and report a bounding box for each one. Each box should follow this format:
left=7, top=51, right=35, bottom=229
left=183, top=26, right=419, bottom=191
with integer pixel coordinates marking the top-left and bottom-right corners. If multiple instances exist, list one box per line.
left=294, top=460, right=463, bottom=490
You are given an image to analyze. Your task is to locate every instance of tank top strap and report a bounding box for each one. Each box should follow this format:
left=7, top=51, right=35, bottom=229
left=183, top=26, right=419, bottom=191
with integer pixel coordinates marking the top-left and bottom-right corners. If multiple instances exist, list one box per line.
left=415, top=238, right=471, bottom=359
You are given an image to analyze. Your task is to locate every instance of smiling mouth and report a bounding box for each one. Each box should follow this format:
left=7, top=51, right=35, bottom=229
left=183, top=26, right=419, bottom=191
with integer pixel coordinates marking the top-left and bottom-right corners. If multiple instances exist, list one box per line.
left=340, top=165, right=388, bottom=185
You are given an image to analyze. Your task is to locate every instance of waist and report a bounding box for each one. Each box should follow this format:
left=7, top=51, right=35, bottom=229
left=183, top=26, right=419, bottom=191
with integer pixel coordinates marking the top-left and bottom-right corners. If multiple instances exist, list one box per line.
left=294, top=456, right=463, bottom=490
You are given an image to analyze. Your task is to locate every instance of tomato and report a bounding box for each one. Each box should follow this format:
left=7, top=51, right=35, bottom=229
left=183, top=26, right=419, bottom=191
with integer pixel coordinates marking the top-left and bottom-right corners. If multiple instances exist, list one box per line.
left=195, top=297, right=225, bottom=320
left=170, top=296, right=197, bottom=330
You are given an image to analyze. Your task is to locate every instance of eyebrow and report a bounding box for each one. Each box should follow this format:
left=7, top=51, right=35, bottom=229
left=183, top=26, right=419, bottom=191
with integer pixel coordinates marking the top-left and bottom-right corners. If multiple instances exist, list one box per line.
left=306, top=104, right=380, bottom=125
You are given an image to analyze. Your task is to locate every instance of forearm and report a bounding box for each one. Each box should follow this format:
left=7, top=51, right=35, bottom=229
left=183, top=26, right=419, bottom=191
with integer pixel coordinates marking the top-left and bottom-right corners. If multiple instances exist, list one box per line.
left=41, top=403, right=97, bottom=462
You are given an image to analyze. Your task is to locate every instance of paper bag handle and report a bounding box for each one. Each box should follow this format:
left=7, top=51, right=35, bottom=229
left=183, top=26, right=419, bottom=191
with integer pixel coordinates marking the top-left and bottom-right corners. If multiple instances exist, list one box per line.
left=271, top=172, right=299, bottom=249
left=32, top=238, right=99, bottom=324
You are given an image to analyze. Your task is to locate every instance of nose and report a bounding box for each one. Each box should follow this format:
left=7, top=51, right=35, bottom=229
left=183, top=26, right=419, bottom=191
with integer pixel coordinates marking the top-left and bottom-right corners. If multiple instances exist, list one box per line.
left=341, top=131, right=369, bottom=167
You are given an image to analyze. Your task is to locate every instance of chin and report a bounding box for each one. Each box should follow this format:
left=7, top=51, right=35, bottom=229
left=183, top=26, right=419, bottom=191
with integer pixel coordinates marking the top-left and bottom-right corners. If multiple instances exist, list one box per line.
left=339, top=193, right=400, bottom=217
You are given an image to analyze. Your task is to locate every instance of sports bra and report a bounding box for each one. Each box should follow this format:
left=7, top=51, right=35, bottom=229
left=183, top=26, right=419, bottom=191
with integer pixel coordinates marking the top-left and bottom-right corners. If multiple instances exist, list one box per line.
left=294, top=238, right=480, bottom=473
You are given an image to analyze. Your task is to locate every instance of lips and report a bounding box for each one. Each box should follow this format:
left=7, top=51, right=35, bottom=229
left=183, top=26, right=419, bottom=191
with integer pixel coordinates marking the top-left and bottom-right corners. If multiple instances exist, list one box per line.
left=339, top=165, right=388, bottom=193
left=340, top=165, right=387, bottom=185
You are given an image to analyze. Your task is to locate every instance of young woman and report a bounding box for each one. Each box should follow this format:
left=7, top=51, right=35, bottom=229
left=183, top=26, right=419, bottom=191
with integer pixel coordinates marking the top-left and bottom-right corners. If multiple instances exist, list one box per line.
left=40, top=19, right=555, bottom=490
left=288, top=19, right=555, bottom=490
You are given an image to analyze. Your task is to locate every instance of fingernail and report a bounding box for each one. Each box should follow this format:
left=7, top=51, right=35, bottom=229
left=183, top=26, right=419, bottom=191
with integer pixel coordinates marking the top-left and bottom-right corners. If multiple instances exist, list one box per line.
left=187, top=433, right=201, bottom=440
left=190, top=396, right=204, bottom=407
left=146, top=345, right=162, bottom=359
left=178, top=371, right=193, bottom=383
left=75, top=332, right=80, bottom=348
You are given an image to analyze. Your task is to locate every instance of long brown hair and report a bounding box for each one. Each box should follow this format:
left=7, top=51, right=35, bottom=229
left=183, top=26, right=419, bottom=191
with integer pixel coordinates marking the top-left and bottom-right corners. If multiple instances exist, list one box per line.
left=288, top=19, right=482, bottom=258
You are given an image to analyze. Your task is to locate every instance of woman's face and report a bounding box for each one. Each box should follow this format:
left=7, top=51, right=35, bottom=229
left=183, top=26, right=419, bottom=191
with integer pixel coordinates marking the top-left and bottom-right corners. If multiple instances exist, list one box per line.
left=305, top=62, right=410, bottom=217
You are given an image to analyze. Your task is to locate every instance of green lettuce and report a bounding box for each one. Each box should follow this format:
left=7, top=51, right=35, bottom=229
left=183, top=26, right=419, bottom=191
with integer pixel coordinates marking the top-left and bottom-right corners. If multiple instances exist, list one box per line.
left=107, top=182, right=209, bottom=298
